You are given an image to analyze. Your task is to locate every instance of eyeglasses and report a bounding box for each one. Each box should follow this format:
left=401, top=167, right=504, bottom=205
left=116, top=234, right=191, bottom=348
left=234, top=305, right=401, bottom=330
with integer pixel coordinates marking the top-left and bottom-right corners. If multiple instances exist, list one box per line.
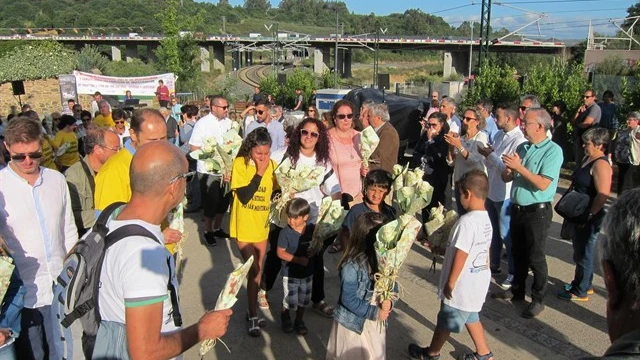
left=462, top=116, right=477, bottom=122
left=100, top=144, right=121, bottom=152
left=114, top=120, right=125, bottom=124
left=213, top=104, right=229, bottom=110
left=336, top=113, right=354, bottom=120
left=300, top=129, right=319, bottom=138
left=583, top=95, right=594, bottom=99
left=524, top=122, right=539, bottom=127
left=308, top=109, right=316, bottom=112
left=11, top=151, right=43, bottom=162
left=169, top=171, right=196, bottom=184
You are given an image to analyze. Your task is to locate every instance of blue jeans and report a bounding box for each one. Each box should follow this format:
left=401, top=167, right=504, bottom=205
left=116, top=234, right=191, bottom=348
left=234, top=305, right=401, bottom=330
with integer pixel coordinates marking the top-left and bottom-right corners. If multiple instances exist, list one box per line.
left=15, top=305, right=59, bottom=360
left=571, top=214, right=603, bottom=296
left=486, top=198, right=514, bottom=275
left=0, top=342, right=16, bottom=360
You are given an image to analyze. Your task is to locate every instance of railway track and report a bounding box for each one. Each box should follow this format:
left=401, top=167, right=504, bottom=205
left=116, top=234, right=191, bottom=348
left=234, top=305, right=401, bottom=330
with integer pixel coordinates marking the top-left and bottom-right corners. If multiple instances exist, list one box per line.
left=237, top=65, right=272, bottom=87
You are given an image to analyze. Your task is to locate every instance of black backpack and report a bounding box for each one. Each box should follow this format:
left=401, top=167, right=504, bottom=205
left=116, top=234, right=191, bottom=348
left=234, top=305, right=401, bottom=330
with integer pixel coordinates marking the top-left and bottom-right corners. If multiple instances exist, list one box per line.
left=54, top=202, right=182, bottom=359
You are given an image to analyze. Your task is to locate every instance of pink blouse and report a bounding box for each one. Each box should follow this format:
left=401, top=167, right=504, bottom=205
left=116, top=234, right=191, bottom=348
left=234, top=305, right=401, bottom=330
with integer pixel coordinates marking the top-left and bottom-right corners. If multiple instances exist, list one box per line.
left=329, top=128, right=362, bottom=197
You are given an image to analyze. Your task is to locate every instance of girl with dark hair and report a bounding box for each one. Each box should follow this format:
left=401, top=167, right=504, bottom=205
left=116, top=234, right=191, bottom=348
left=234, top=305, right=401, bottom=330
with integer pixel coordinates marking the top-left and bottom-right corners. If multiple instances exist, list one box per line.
left=327, top=212, right=393, bottom=359
left=306, top=105, right=320, bottom=120
left=412, top=112, right=450, bottom=216
left=286, top=117, right=341, bottom=317
left=230, top=127, right=278, bottom=337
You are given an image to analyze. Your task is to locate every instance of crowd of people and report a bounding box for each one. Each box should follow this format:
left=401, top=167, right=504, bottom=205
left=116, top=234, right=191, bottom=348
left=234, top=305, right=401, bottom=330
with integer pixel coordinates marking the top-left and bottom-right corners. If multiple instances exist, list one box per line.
left=0, top=85, right=636, bottom=360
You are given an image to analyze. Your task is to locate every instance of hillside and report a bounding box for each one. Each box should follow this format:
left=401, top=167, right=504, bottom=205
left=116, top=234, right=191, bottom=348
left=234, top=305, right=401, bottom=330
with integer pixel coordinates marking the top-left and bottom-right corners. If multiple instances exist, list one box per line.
left=0, top=0, right=481, bottom=38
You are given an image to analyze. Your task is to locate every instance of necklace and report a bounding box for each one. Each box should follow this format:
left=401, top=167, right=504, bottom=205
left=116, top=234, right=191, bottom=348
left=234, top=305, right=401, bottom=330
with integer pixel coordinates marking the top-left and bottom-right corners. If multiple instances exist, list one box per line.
left=333, top=129, right=356, bottom=160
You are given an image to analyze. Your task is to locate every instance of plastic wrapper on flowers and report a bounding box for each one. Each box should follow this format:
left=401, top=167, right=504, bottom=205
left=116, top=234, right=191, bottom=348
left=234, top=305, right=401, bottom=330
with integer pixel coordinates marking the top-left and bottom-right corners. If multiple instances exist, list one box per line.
left=0, top=256, right=15, bottom=304
left=199, top=255, right=254, bottom=357
left=373, top=214, right=422, bottom=325
left=360, top=126, right=380, bottom=168
left=310, top=197, right=346, bottom=253
left=168, top=197, right=188, bottom=267
left=269, top=158, right=326, bottom=227
left=392, top=167, right=433, bottom=217
left=189, top=129, right=242, bottom=193
left=424, top=203, right=459, bottom=250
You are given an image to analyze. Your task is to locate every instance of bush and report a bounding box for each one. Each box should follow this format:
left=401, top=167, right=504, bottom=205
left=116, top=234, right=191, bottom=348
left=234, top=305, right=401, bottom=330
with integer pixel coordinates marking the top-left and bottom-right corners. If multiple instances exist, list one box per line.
left=463, top=62, right=520, bottom=108
left=103, top=59, right=158, bottom=77
left=0, top=41, right=77, bottom=82
left=77, top=45, right=109, bottom=73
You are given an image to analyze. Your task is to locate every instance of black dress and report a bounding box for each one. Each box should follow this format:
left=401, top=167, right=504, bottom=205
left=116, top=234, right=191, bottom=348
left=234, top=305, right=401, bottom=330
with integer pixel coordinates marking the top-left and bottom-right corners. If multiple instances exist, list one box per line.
left=411, top=132, right=450, bottom=215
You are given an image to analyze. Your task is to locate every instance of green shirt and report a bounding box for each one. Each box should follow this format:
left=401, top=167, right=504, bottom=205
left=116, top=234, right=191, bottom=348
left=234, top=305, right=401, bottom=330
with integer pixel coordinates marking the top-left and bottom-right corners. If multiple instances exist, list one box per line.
left=511, top=138, right=563, bottom=206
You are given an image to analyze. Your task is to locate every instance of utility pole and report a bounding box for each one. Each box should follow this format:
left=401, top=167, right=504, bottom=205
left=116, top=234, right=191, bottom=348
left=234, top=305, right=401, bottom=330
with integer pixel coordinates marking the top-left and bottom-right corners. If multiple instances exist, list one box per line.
left=469, top=22, right=473, bottom=78
left=374, top=28, right=379, bottom=88
left=478, top=0, right=492, bottom=73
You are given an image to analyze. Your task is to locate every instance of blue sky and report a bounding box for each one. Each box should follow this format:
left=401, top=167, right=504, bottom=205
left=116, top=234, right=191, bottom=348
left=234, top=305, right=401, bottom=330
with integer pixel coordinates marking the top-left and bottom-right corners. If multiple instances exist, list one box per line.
left=211, top=0, right=638, bottom=39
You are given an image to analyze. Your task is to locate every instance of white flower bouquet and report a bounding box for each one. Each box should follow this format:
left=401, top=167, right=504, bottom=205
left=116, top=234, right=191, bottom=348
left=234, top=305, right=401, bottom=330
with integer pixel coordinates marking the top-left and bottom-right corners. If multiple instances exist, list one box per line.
left=360, top=126, right=380, bottom=168
left=0, top=256, right=15, bottom=304
left=310, top=197, right=346, bottom=252
left=55, top=142, right=71, bottom=157
left=189, top=128, right=243, bottom=192
left=168, top=197, right=188, bottom=266
left=424, top=203, right=459, bottom=250
left=270, top=157, right=326, bottom=227
left=199, top=255, right=254, bottom=356
left=373, top=214, right=422, bottom=326
left=391, top=165, right=433, bottom=216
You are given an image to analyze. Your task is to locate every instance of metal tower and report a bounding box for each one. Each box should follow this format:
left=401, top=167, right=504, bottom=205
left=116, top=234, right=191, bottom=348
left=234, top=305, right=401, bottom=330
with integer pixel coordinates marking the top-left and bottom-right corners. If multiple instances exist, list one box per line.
left=478, top=0, right=492, bottom=70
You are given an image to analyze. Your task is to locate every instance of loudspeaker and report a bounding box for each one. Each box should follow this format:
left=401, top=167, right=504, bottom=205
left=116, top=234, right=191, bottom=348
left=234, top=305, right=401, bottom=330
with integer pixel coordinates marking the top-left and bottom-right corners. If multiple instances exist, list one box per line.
left=377, top=74, right=390, bottom=90
left=11, top=81, right=25, bottom=96
left=277, top=73, right=287, bottom=86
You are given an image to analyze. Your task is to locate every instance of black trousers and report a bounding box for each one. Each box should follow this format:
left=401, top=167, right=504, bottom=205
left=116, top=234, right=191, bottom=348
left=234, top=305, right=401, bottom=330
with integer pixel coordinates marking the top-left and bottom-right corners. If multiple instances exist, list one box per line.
left=510, top=203, right=552, bottom=303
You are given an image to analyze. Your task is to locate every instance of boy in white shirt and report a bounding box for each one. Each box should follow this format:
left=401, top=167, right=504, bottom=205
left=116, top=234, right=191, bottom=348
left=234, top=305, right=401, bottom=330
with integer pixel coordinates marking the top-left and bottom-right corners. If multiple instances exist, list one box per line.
left=408, top=169, right=494, bottom=360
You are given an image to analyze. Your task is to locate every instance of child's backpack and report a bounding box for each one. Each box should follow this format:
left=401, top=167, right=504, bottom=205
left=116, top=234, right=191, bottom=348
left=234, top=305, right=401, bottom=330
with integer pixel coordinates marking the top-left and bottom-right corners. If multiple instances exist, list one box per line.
left=54, top=202, right=182, bottom=359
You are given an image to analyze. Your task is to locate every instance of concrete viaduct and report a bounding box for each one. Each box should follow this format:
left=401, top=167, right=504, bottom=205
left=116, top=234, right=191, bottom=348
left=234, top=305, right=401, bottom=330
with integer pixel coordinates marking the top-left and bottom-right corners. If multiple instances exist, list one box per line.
left=0, top=34, right=566, bottom=77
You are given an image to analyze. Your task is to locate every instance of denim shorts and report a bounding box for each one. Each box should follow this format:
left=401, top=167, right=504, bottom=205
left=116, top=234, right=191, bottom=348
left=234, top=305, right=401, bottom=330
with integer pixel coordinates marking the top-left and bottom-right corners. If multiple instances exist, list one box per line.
left=436, top=302, right=480, bottom=333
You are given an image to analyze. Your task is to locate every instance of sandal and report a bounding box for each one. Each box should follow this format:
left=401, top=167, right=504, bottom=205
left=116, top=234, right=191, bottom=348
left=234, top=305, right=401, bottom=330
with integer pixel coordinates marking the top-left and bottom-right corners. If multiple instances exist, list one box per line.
left=246, top=312, right=267, bottom=327
left=312, top=301, right=335, bottom=318
left=328, top=243, right=342, bottom=254
left=408, top=344, right=440, bottom=360
left=460, top=351, right=494, bottom=360
left=294, top=319, right=308, bottom=335
left=247, top=317, right=262, bottom=337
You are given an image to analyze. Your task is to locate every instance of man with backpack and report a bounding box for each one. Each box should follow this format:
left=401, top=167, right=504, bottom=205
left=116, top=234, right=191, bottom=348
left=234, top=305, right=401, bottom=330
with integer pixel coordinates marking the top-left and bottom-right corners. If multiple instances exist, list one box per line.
left=91, top=141, right=232, bottom=358
left=0, top=117, right=78, bottom=359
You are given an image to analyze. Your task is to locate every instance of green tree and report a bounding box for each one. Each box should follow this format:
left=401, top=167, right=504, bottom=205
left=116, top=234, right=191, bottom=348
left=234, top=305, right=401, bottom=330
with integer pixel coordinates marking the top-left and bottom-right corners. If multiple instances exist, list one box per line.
left=0, top=41, right=77, bottom=82
left=77, top=45, right=109, bottom=73
left=103, top=59, right=157, bottom=77
left=463, top=62, right=520, bottom=108
left=244, top=0, right=270, bottom=12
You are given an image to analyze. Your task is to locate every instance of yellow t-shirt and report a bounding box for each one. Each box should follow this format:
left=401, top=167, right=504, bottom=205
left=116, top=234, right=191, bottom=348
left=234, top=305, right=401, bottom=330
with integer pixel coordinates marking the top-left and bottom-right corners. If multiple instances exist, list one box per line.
left=52, top=130, right=79, bottom=167
left=95, top=114, right=115, bottom=128
left=94, top=148, right=133, bottom=211
left=41, top=136, right=57, bottom=170
left=230, top=157, right=276, bottom=243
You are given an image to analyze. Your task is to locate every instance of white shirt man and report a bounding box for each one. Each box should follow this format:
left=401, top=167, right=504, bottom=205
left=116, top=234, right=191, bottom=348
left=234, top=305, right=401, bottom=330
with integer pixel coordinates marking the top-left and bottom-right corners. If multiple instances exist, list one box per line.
left=0, top=117, right=77, bottom=358
left=189, top=106, right=233, bottom=176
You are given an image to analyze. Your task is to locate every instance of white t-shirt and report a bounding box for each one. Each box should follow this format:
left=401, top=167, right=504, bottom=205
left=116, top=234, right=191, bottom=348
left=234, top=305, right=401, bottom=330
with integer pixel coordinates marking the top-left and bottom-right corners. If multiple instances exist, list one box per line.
left=99, top=219, right=181, bottom=336
left=189, top=113, right=233, bottom=175
left=438, top=210, right=492, bottom=312
left=292, top=153, right=341, bottom=223
left=485, top=127, right=527, bottom=202
left=452, top=131, right=488, bottom=182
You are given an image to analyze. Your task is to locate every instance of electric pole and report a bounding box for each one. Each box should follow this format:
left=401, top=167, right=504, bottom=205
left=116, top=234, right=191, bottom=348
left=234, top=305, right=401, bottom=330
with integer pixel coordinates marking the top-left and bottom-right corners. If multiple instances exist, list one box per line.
left=478, top=0, right=492, bottom=73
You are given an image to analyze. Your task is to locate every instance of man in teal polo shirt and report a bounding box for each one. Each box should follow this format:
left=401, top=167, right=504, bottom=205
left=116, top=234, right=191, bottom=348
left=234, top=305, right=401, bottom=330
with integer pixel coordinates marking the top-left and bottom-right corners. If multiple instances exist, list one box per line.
left=494, top=108, right=563, bottom=319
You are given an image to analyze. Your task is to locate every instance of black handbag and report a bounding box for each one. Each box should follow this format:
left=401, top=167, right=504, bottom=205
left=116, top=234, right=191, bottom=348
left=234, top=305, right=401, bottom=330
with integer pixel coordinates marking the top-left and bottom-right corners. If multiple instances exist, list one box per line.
left=554, top=182, right=590, bottom=220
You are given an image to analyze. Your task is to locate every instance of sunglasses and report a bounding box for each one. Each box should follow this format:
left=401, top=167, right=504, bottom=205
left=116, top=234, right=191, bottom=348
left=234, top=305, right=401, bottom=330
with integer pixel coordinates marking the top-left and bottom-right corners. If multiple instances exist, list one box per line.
left=300, top=129, right=319, bottom=138
left=114, top=120, right=125, bottom=124
left=519, top=106, right=528, bottom=112
left=582, top=95, right=594, bottom=99
left=213, top=104, right=229, bottom=110
left=11, top=151, right=43, bottom=162
left=336, top=113, right=354, bottom=120
left=169, top=171, right=196, bottom=184
left=462, top=116, right=477, bottom=122
left=257, top=110, right=265, bottom=115
left=308, top=109, right=316, bottom=112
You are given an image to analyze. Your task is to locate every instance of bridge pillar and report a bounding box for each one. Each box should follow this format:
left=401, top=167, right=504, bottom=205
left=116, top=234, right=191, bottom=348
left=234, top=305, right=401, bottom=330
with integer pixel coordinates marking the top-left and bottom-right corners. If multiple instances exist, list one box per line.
left=125, top=44, right=138, bottom=62
left=200, top=46, right=210, bottom=73
left=246, top=51, right=253, bottom=66
left=323, top=47, right=331, bottom=71
left=212, top=44, right=225, bottom=72
left=443, top=51, right=470, bottom=78
left=313, top=48, right=329, bottom=74
left=337, top=48, right=344, bottom=77
left=146, top=44, right=157, bottom=62
left=111, top=46, right=122, bottom=62
left=343, top=48, right=352, bottom=78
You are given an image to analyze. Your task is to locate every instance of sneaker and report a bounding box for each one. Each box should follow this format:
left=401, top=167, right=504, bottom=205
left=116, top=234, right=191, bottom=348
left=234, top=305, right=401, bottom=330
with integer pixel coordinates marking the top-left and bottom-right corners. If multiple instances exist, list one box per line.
left=204, top=232, right=217, bottom=246
left=522, top=301, right=545, bottom=318
left=213, top=229, right=230, bottom=239
left=281, top=312, right=294, bottom=333
left=499, top=274, right=514, bottom=290
left=258, top=289, right=269, bottom=309
left=563, top=283, right=594, bottom=295
left=294, top=319, right=308, bottom=336
left=461, top=351, right=494, bottom=360
left=557, top=290, right=589, bottom=302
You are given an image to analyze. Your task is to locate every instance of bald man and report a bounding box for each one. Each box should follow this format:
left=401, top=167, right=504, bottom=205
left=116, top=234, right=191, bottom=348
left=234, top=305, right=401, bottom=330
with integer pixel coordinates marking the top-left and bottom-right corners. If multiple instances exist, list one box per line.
left=92, top=141, right=232, bottom=359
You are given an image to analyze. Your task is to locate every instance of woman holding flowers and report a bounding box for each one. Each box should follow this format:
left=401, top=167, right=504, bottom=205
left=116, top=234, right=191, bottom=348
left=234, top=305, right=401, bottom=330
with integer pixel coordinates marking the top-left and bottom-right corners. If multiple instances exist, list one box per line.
left=328, top=100, right=363, bottom=206
left=230, top=127, right=277, bottom=337
left=445, top=108, right=488, bottom=214
left=287, top=118, right=342, bottom=317
left=327, top=212, right=393, bottom=360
